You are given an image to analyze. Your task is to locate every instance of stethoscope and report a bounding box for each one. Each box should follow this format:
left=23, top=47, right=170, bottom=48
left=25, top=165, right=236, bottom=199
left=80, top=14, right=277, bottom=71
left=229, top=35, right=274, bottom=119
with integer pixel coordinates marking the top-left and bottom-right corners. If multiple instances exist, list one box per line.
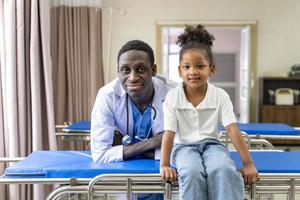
left=122, top=94, right=157, bottom=145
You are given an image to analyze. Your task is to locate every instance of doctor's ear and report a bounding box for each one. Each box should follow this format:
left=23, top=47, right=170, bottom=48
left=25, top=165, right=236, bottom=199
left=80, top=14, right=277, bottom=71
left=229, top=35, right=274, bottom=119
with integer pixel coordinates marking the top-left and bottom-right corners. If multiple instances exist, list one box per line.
left=152, top=64, right=157, bottom=76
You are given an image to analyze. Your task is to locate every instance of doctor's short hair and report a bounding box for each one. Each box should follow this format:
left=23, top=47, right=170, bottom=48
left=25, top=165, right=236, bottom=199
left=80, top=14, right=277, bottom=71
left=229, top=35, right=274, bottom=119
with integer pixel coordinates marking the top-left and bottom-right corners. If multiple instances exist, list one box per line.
left=117, top=40, right=155, bottom=66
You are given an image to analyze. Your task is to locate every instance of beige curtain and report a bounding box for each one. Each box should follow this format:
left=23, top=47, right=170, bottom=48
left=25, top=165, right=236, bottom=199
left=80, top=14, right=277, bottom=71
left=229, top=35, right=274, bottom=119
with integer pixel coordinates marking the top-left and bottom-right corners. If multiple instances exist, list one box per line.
left=0, top=0, right=56, bottom=199
left=51, top=6, right=104, bottom=126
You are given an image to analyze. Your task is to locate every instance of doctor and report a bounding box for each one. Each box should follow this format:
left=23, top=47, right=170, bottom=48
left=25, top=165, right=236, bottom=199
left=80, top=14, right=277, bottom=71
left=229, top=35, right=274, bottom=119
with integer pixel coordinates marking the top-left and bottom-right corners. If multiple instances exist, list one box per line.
left=91, top=40, right=176, bottom=163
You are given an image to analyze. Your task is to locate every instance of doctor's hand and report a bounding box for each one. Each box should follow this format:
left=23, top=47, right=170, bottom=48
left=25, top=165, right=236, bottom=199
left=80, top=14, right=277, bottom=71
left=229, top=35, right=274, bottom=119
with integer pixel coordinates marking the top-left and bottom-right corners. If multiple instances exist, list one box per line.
left=112, top=130, right=123, bottom=146
left=240, top=162, right=260, bottom=185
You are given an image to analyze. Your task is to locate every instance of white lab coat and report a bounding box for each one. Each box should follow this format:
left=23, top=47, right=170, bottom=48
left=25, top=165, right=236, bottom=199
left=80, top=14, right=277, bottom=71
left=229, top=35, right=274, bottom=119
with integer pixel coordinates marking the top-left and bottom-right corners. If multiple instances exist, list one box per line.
left=91, top=75, right=177, bottom=163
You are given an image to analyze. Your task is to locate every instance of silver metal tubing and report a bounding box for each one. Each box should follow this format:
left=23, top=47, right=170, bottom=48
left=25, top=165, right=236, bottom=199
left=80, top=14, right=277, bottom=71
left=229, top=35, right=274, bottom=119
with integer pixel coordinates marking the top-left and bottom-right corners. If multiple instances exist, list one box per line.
left=55, top=132, right=90, bottom=137
left=0, top=157, right=25, bottom=163
left=127, top=178, right=132, bottom=200
left=55, top=125, right=68, bottom=129
left=290, top=179, right=295, bottom=200
left=165, top=182, right=172, bottom=200
left=250, top=183, right=257, bottom=200
left=249, top=139, right=275, bottom=150
left=55, top=132, right=90, bottom=142
left=87, top=174, right=174, bottom=200
left=3, top=172, right=300, bottom=199
left=46, top=185, right=88, bottom=200
left=221, top=131, right=251, bottom=149
left=0, top=176, right=90, bottom=185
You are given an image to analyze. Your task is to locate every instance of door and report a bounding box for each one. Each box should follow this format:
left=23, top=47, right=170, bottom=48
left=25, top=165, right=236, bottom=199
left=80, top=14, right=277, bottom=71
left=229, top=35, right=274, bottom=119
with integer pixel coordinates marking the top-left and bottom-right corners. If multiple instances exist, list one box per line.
left=239, top=26, right=251, bottom=122
left=157, top=22, right=255, bottom=122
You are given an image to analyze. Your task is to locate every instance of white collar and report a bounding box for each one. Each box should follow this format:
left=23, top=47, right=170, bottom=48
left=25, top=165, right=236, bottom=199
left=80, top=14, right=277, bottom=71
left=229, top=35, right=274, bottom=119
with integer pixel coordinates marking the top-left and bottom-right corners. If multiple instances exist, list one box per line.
left=177, top=82, right=218, bottom=109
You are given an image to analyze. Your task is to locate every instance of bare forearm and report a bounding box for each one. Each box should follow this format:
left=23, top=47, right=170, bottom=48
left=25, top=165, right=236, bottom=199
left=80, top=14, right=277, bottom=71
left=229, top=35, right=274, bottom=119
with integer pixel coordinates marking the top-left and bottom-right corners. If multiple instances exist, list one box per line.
left=226, top=124, right=259, bottom=185
left=123, top=132, right=163, bottom=160
left=160, top=131, right=175, bottom=167
left=227, top=124, right=253, bottom=164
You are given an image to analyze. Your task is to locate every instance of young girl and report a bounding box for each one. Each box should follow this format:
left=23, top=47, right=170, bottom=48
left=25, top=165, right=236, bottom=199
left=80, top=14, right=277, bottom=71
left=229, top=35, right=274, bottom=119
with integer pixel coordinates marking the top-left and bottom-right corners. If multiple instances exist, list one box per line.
left=160, top=25, right=259, bottom=200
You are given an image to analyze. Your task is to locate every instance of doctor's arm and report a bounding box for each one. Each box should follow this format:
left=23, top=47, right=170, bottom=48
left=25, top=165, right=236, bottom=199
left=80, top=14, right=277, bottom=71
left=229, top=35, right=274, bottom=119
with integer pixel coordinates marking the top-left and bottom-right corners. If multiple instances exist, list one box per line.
left=91, top=92, right=125, bottom=163
left=119, top=131, right=163, bottom=160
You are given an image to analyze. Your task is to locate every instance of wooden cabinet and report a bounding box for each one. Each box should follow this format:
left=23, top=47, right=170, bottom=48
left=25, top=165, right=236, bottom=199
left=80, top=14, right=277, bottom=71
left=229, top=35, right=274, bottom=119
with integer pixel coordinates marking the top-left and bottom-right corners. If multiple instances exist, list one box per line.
left=262, top=105, right=300, bottom=126
left=260, top=77, right=300, bottom=126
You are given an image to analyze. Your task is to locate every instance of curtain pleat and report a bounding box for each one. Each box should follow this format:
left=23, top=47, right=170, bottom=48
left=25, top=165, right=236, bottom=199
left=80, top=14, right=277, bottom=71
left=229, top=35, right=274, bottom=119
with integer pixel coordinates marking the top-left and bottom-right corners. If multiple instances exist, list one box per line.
left=0, top=0, right=56, bottom=199
left=51, top=6, right=104, bottom=150
left=89, top=8, right=103, bottom=112
left=0, top=1, right=8, bottom=198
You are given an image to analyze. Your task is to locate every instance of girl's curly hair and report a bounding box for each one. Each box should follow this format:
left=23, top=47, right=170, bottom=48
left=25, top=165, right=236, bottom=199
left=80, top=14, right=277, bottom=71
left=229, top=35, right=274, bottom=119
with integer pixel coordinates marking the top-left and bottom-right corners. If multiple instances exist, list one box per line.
left=177, top=25, right=215, bottom=66
left=177, top=25, right=215, bottom=47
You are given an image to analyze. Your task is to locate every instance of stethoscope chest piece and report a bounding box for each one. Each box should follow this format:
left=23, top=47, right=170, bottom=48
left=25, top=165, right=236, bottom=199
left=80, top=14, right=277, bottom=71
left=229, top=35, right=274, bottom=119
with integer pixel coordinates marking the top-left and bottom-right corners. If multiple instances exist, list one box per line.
left=122, top=135, right=132, bottom=145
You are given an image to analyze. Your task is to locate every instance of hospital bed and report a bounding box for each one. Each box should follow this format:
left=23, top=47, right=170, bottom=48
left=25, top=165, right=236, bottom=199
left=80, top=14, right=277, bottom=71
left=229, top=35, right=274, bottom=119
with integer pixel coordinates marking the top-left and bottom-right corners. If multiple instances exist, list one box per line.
left=55, top=121, right=90, bottom=142
left=56, top=121, right=300, bottom=138
left=1, top=151, right=300, bottom=200
left=55, top=121, right=300, bottom=149
left=220, top=123, right=300, bottom=149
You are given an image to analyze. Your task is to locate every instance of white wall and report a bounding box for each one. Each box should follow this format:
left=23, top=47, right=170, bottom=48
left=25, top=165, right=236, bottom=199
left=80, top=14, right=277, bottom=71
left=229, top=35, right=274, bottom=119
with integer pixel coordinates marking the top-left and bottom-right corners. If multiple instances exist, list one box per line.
left=101, top=0, right=300, bottom=83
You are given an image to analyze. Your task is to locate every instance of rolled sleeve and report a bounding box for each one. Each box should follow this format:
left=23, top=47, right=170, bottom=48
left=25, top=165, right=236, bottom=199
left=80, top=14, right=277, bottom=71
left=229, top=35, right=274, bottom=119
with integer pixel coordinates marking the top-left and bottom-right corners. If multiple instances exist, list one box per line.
left=220, top=93, right=237, bottom=127
left=91, top=91, right=124, bottom=163
left=163, top=92, right=177, bottom=132
left=154, top=149, right=161, bottom=160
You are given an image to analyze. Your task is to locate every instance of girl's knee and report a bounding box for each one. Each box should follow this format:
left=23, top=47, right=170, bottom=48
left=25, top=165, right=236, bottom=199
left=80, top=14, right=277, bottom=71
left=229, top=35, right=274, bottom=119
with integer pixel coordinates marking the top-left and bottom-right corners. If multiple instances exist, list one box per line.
left=178, top=165, right=205, bottom=181
left=208, top=164, right=237, bottom=178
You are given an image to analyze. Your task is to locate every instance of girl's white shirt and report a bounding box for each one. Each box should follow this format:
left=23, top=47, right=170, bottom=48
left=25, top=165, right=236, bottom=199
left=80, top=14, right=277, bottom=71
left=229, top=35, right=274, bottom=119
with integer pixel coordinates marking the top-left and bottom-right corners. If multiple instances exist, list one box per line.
left=163, top=82, right=237, bottom=144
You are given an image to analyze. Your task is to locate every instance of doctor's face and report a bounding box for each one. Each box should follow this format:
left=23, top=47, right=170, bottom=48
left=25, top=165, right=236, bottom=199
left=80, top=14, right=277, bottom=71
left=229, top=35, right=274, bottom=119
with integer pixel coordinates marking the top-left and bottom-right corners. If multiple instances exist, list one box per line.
left=118, top=50, right=157, bottom=98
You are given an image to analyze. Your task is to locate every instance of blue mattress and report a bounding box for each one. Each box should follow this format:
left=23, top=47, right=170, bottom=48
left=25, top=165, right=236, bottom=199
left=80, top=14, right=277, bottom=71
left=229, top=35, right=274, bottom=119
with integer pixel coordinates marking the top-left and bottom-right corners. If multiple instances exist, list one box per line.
left=219, top=123, right=300, bottom=136
left=63, top=121, right=91, bottom=132
left=64, top=121, right=300, bottom=136
left=5, top=151, right=300, bottom=178
left=234, top=123, right=300, bottom=136
left=5, top=151, right=159, bottom=178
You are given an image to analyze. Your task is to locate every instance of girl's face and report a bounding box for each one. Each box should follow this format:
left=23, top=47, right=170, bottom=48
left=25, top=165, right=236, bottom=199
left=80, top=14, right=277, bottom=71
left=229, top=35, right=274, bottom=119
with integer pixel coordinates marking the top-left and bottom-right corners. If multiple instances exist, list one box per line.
left=179, top=48, right=215, bottom=91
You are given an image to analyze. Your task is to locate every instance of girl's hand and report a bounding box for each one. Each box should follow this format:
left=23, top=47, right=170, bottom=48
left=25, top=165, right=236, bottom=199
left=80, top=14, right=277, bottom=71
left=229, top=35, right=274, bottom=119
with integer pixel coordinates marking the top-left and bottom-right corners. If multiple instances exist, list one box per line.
left=160, top=166, right=177, bottom=182
left=240, top=162, right=260, bottom=185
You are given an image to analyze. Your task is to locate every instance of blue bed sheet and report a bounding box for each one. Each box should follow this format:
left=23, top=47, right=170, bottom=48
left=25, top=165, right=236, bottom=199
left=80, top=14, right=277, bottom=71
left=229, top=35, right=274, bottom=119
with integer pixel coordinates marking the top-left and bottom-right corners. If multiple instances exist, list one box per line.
left=5, top=151, right=300, bottom=178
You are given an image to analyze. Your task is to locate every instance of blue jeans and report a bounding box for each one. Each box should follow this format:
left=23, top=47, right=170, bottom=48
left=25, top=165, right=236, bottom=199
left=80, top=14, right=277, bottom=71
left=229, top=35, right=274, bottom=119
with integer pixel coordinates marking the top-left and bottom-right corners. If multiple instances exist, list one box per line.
left=171, top=139, right=244, bottom=200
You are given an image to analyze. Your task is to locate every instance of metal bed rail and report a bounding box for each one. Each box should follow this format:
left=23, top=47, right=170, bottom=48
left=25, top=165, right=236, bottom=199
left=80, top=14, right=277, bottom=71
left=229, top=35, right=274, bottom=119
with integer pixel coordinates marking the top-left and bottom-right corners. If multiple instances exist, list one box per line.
left=220, top=131, right=274, bottom=150
left=0, top=157, right=25, bottom=163
left=55, top=123, right=90, bottom=142
left=0, top=176, right=91, bottom=185
left=87, top=174, right=177, bottom=200
left=44, top=173, right=300, bottom=200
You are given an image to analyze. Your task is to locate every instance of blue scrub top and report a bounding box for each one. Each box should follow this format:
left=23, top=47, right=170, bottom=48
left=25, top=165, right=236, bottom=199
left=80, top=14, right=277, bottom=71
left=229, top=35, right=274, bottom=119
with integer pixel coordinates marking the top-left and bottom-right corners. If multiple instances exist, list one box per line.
left=131, top=101, right=153, bottom=144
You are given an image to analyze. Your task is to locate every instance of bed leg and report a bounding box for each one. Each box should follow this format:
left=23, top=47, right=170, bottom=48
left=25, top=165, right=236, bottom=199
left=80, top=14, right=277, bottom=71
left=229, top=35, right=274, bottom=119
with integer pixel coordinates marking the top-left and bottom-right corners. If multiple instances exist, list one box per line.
left=164, top=181, right=172, bottom=200
left=250, top=183, right=257, bottom=200
left=126, top=178, right=132, bottom=200
left=289, top=178, right=295, bottom=200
